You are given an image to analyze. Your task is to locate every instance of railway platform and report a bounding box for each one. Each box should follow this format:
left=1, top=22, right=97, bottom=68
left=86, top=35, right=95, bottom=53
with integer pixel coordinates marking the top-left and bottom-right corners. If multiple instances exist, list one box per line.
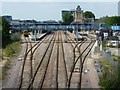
left=29, top=33, right=47, bottom=41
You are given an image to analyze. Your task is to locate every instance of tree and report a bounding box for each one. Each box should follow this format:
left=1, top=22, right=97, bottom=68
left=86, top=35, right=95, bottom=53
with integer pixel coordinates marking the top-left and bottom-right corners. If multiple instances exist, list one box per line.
left=62, top=12, right=74, bottom=24
left=1, top=17, right=11, bottom=48
left=95, top=16, right=120, bottom=26
left=108, top=16, right=120, bottom=25
left=83, top=11, right=95, bottom=20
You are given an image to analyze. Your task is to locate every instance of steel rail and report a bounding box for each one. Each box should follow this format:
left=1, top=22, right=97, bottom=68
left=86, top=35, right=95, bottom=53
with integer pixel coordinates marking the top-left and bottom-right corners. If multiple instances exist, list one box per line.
left=68, top=40, right=93, bottom=89
left=18, top=33, right=51, bottom=89
left=78, top=40, right=95, bottom=89
left=38, top=32, right=56, bottom=89
left=60, top=31, right=68, bottom=87
left=19, top=37, right=29, bottom=89
left=27, top=33, right=55, bottom=89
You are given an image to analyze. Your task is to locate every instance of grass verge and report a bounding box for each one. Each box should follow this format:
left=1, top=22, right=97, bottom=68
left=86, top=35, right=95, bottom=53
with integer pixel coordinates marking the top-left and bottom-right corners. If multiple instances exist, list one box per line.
left=2, top=42, right=21, bottom=80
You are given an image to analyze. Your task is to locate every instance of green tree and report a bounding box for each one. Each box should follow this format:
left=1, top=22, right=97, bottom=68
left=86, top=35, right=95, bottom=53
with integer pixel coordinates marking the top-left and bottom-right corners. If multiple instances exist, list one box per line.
left=83, top=11, right=95, bottom=20
left=95, top=16, right=120, bottom=26
left=1, top=17, right=11, bottom=48
left=62, top=12, right=74, bottom=24
left=108, top=16, right=120, bottom=25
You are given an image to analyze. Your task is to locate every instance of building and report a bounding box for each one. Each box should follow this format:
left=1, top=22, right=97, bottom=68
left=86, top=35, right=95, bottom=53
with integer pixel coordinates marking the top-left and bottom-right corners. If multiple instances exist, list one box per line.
left=62, top=5, right=94, bottom=23
left=74, top=5, right=83, bottom=22
left=83, top=18, right=94, bottom=23
left=62, top=5, right=83, bottom=22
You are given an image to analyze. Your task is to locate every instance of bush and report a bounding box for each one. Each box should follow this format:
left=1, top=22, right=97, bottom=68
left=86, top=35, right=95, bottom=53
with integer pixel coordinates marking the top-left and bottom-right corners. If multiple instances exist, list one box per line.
left=2, top=41, right=20, bottom=79
left=99, top=59, right=120, bottom=89
left=3, top=45, right=14, bottom=57
left=112, top=54, right=120, bottom=63
left=11, top=37, right=21, bottom=42
left=10, top=33, right=21, bottom=42
left=3, top=42, right=20, bottom=57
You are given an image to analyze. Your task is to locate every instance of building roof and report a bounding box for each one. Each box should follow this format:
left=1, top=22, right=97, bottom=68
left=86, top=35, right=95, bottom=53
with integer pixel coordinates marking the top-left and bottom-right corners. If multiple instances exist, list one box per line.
left=76, top=5, right=81, bottom=10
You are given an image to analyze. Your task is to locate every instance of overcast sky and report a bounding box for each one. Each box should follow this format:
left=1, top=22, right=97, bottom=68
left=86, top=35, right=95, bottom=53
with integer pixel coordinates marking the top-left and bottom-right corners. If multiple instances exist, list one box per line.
left=1, top=0, right=120, bottom=21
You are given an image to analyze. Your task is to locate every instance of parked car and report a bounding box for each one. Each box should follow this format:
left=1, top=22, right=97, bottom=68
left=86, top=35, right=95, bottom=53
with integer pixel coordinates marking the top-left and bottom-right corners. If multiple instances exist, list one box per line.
left=107, top=36, right=119, bottom=47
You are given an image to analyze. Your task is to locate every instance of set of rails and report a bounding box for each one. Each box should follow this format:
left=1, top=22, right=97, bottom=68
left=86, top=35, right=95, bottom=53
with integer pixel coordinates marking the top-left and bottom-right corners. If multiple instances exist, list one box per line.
left=64, top=31, right=95, bottom=88
left=27, top=31, right=67, bottom=89
left=18, top=32, right=51, bottom=89
left=18, top=30, right=96, bottom=89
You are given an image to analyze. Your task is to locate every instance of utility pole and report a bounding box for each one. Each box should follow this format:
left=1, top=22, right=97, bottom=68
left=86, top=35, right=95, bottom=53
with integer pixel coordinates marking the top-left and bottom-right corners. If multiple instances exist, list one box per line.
left=34, top=24, right=37, bottom=41
left=76, top=23, right=79, bottom=43
left=34, top=30, right=37, bottom=41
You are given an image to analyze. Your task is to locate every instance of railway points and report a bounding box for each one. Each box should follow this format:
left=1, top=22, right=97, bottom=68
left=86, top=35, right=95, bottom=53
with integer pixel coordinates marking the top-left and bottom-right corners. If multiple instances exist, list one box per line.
left=17, top=30, right=96, bottom=89
left=3, top=30, right=98, bottom=89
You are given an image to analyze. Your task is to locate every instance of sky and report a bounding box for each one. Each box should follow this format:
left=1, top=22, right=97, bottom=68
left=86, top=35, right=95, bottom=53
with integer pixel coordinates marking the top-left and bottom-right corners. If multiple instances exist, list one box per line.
left=1, top=0, right=120, bottom=21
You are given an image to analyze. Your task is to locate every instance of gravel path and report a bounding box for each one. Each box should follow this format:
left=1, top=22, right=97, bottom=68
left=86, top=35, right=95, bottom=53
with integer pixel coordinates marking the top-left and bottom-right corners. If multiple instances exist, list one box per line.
left=2, top=43, right=26, bottom=88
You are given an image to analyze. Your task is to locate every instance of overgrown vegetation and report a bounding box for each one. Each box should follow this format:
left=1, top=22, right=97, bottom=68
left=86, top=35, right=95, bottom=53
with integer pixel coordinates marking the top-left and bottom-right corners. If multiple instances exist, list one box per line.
left=1, top=16, right=21, bottom=57
left=3, top=42, right=20, bottom=57
left=2, top=36, right=21, bottom=80
left=98, top=59, right=120, bottom=89
left=112, top=54, right=120, bottom=63
left=1, top=16, right=21, bottom=80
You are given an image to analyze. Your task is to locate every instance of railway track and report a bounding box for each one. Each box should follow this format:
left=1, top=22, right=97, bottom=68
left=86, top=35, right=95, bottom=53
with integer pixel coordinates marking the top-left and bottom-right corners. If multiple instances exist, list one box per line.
left=18, top=32, right=52, bottom=89
left=26, top=31, right=69, bottom=89
left=38, top=32, right=56, bottom=89
left=68, top=36, right=96, bottom=89
left=66, top=33, right=97, bottom=89
left=78, top=40, right=95, bottom=89
left=18, top=30, right=96, bottom=89
left=55, top=31, right=68, bottom=88
left=27, top=32, right=56, bottom=89
left=19, top=37, right=32, bottom=89
left=65, top=31, right=86, bottom=70
left=63, top=31, right=87, bottom=88
left=59, top=31, right=68, bottom=87
left=56, top=31, right=59, bottom=88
